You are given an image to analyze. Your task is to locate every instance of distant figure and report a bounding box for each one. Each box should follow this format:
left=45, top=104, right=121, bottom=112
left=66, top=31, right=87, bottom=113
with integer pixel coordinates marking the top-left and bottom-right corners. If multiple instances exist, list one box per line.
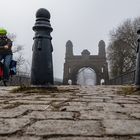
left=68, top=79, right=72, bottom=85
left=100, top=79, right=105, bottom=85
left=0, top=28, right=12, bottom=84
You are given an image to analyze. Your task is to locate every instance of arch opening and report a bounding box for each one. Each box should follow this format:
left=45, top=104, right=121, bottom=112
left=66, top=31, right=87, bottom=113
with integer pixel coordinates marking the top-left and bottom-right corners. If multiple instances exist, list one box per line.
left=76, top=67, right=96, bottom=85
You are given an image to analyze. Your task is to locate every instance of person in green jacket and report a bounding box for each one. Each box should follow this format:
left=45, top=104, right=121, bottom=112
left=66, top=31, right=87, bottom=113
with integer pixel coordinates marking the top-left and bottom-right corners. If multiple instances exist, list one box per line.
left=0, top=28, right=12, bottom=84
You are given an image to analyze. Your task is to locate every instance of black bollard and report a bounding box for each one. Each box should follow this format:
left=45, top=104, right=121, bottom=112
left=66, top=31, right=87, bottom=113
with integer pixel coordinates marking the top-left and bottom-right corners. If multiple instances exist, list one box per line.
left=31, top=8, right=54, bottom=86
left=135, top=28, right=140, bottom=89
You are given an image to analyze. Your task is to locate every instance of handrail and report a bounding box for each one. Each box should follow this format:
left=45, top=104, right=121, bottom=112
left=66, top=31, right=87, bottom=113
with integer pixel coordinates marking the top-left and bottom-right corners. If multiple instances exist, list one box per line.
left=109, top=70, right=136, bottom=85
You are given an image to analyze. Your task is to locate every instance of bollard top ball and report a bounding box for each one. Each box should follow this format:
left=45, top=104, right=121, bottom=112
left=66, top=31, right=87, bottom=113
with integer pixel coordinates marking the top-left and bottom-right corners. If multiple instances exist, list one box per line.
left=36, top=8, right=51, bottom=19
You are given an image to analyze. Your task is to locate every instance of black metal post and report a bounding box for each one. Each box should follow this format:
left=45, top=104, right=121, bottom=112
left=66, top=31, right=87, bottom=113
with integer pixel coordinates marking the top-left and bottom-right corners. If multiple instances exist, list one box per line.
left=31, top=8, right=54, bottom=86
left=135, top=28, right=140, bottom=88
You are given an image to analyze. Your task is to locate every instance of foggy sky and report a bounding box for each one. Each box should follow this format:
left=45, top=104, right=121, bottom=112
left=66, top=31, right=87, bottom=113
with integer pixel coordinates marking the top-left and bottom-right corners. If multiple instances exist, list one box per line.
left=0, top=0, right=140, bottom=79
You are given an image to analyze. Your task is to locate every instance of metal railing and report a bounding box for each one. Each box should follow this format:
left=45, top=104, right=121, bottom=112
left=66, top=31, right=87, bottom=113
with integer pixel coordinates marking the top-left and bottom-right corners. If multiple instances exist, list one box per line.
left=0, top=72, right=63, bottom=86
left=109, top=70, right=136, bottom=85
left=0, top=72, right=31, bottom=86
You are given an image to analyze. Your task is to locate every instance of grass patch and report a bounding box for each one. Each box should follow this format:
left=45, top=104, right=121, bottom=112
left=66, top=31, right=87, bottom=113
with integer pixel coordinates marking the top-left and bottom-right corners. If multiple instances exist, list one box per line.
left=10, top=85, right=78, bottom=94
left=117, top=86, right=140, bottom=95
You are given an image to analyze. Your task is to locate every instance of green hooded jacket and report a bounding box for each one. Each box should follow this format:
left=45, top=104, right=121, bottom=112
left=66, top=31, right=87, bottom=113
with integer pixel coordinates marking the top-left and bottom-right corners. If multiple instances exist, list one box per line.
left=0, top=36, right=12, bottom=55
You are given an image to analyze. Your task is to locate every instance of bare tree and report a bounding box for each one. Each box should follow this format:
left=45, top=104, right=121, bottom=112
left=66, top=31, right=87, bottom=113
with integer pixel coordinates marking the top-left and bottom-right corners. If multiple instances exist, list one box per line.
left=14, top=49, right=25, bottom=72
left=7, top=33, right=27, bottom=74
left=107, top=17, right=140, bottom=78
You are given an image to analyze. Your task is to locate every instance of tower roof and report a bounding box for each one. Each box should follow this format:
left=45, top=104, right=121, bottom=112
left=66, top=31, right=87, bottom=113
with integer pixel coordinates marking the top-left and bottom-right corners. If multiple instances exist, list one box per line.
left=98, top=40, right=105, bottom=47
left=66, top=40, right=73, bottom=47
left=81, top=49, right=90, bottom=55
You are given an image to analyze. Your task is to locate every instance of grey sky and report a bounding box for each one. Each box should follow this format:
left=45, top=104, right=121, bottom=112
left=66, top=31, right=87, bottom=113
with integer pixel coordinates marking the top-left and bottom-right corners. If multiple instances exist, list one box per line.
left=0, top=0, right=140, bottom=79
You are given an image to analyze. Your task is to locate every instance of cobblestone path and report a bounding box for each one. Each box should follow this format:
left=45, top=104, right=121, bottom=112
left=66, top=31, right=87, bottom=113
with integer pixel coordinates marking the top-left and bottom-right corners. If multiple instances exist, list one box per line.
left=0, top=86, right=139, bottom=140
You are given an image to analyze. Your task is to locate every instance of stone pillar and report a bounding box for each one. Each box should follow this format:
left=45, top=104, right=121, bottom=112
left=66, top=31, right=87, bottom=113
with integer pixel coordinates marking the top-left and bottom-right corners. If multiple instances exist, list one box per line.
left=98, top=40, right=106, bottom=57
left=63, top=40, right=73, bottom=85
left=135, top=29, right=140, bottom=88
left=65, top=40, right=73, bottom=57
left=31, top=8, right=54, bottom=86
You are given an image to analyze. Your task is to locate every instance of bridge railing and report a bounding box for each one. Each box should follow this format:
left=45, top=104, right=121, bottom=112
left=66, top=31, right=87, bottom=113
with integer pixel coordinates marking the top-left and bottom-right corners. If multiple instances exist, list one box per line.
left=0, top=72, right=30, bottom=86
left=8, top=72, right=31, bottom=86
left=109, top=70, right=136, bottom=85
left=0, top=72, right=63, bottom=86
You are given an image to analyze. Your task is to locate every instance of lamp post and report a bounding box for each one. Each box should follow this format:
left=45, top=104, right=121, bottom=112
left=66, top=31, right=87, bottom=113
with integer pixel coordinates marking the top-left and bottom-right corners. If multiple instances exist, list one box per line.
left=135, top=28, right=140, bottom=89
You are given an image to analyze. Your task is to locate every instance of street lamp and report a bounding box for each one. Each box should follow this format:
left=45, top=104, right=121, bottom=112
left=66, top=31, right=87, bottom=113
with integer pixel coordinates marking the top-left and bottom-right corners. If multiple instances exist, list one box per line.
left=135, top=28, right=140, bottom=89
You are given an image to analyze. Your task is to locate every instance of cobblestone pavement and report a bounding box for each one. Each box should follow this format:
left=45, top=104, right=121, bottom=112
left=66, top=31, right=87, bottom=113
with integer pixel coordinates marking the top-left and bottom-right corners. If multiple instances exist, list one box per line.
left=0, top=85, right=139, bottom=140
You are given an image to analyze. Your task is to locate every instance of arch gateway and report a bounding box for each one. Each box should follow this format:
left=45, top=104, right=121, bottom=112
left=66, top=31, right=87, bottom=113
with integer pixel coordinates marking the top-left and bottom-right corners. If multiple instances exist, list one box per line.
left=63, top=40, right=109, bottom=85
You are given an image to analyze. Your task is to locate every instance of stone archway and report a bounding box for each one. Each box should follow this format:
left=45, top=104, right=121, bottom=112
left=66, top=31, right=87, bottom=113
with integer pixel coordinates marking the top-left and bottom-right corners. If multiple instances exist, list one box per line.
left=77, top=67, right=96, bottom=85
left=69, top=64, right=101, bottom=85
left=63, top=40, right=109, bottom=85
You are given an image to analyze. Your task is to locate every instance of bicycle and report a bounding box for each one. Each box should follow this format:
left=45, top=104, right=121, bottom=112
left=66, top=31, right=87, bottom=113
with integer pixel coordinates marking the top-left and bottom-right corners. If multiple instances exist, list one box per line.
left=0, top=60, right=17, bottom=86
